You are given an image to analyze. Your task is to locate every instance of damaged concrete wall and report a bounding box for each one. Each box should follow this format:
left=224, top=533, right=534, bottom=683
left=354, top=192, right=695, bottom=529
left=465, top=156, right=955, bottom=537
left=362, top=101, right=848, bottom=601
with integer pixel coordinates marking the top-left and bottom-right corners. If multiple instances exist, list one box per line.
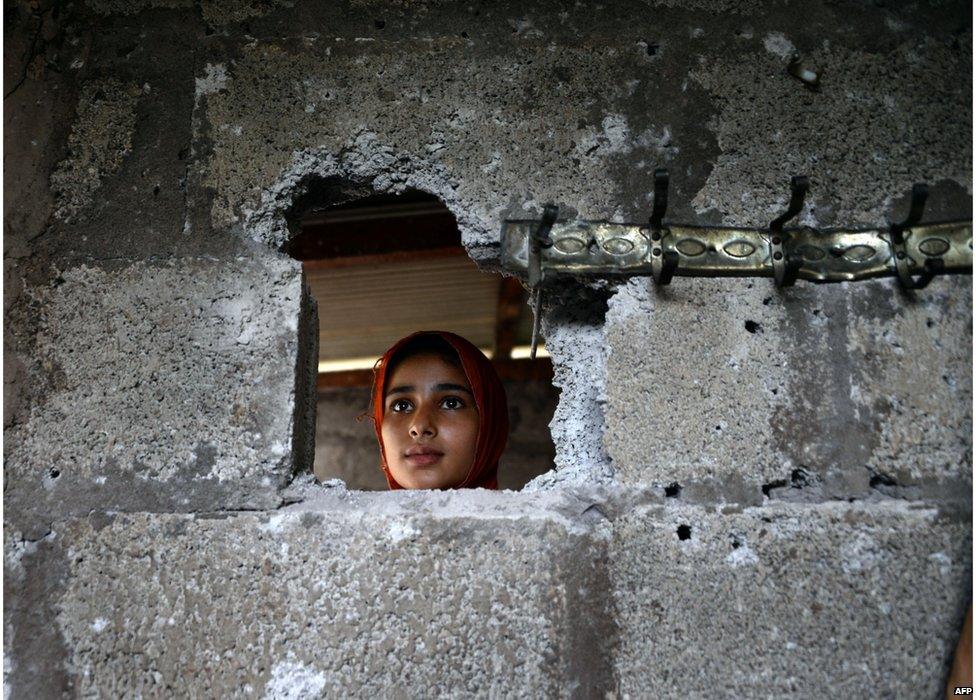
left=4, top=0, right=971, bottom=697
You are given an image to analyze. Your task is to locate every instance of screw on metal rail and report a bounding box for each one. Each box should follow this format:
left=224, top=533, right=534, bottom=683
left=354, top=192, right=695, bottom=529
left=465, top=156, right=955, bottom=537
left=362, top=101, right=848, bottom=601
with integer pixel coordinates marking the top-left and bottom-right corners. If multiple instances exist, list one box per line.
left=889, top=183, right=941, bottom=290
left=769, top=175, right=808, bottom=287
left=528, top=204, right=558, bottom=360
left=649, top=168, right=679, bottom=285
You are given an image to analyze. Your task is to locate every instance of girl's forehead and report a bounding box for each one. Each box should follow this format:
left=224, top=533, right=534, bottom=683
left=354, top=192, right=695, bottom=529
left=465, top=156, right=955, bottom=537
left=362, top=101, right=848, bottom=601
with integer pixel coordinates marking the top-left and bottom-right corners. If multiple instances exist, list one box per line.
left=385, top=353, right=470, bottom=390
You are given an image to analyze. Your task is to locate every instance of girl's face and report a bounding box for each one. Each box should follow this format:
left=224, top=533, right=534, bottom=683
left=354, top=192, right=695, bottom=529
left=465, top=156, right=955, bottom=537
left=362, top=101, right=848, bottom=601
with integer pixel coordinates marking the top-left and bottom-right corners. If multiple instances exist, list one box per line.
left=380, top=353, right=480, bottom=490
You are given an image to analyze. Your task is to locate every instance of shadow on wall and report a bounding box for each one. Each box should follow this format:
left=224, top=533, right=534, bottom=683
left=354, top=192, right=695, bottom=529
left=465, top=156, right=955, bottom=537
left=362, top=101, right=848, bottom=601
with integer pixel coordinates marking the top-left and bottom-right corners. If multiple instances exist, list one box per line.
left=313, top=382, right=559, bottom=491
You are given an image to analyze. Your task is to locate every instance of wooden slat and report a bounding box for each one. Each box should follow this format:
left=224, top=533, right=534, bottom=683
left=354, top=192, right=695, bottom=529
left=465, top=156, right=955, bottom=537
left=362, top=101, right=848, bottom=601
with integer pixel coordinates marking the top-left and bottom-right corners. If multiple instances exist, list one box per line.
left=307, top=255, right=502, bottom=361
left=316, top=357, right=553, bottom=390
left=493, top=276, right=527, bottom=360
left=301, top=247, right=466, bottom=270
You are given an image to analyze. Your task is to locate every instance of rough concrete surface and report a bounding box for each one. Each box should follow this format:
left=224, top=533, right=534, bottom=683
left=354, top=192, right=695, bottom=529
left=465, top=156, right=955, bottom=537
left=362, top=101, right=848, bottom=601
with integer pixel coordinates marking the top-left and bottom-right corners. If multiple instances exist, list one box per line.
left=2, top=0, right=971, bottom=697
left=4, top=255, right=316, bottom=532
left=49, top=78, right=141, bottom=223
left=605, top=275, right=972, bottom=497
left=611, top=500, right=972, bottom=698
left=691, top=30, right=972, bottom=226
left=605, top=277, right=791, bottom=488
left=6, top=488, right=614, bottom=699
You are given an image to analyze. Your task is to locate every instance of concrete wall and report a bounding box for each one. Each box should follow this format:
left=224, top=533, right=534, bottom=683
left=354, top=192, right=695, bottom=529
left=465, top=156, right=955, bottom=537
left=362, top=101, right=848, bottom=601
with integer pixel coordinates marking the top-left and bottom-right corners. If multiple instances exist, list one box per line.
left=4, top=0, right=971, bottom=697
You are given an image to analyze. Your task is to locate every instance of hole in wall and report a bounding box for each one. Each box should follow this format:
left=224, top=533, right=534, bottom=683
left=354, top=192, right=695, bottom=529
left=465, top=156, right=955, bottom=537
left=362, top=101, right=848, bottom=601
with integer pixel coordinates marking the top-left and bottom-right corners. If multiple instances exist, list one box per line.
left=676, top=524, right=692, bottom=540
left=761, top=478, right=787, bottom=496
left=869, top=471, right=897, bottom=489
left=284, top=177, right=559, bottom=491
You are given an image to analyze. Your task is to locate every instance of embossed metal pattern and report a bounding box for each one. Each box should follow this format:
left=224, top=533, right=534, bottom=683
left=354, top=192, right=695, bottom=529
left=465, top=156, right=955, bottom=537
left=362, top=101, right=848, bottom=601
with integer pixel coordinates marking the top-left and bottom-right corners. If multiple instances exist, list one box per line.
left=501, top=220, right=973, bottom=283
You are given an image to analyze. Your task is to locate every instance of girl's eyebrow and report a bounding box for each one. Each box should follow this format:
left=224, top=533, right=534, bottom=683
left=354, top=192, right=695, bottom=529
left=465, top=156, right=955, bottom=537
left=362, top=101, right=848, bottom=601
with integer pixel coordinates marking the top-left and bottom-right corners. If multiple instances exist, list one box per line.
left=434, top=383, right=473, bottom=396
left=386, top=383, right=474, bottom=397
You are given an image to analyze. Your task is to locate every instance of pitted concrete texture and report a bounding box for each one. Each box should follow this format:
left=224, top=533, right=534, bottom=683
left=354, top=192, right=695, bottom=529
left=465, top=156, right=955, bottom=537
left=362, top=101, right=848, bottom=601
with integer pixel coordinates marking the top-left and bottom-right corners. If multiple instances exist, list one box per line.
left=605, top=277, right=790, bottom=488
left=691, top=29, right=972, bottom=227
left=85, top=0, right=191, bottom=14
left=527, top=283, right=617, bottom=491
left=7, top=489, right=613, bottom=698
left=49, top=78, right=141, bottom=223
left=611, top=500, right=971, bottom=698
left=195, top=36, right=702, bottom=251
left=3, top=254, right=316, bottom=531
left=848, top=276, right=973, bottom=483
left=605, top=276, right=973, bottom=495
left=86, top=0, right=291, bottom=25
left=3, top=3, right=973, bottom=696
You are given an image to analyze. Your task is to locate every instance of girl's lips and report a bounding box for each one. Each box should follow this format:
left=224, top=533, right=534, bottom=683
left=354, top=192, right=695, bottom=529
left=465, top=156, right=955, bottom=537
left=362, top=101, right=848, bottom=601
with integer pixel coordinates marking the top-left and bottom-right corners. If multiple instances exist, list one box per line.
left=405, top=452, right=443, bottom=466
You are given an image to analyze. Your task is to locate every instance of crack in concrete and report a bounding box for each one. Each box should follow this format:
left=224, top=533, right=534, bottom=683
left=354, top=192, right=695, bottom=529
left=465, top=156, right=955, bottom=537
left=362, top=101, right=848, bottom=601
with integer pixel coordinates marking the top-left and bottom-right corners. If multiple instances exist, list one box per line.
left=3, top=11, right=44, bottom=101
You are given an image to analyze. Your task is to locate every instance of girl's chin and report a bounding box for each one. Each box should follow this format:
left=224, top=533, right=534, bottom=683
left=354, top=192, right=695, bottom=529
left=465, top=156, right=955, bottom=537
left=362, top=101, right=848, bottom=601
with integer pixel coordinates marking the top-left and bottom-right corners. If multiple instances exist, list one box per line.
left=392, top=467, right=459, bottom=490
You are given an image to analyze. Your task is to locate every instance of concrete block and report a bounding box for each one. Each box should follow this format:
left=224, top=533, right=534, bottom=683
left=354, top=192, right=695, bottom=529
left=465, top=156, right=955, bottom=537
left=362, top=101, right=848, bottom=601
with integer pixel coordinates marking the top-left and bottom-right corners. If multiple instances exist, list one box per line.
left=4, top=490, right=613, bottom=698
left=611, top=500, right=971, bottom=698
left=604, top=276, right=972, bottom=496
left=3, top=254, right=317, bottom=532
left=49, top=78, right=140, bottom=224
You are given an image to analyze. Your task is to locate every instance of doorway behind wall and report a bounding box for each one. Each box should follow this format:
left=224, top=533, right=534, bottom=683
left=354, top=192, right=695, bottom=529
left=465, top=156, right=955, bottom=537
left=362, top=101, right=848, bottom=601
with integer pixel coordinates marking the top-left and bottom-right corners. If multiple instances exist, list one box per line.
left=287, top=190, right=558, bottom=490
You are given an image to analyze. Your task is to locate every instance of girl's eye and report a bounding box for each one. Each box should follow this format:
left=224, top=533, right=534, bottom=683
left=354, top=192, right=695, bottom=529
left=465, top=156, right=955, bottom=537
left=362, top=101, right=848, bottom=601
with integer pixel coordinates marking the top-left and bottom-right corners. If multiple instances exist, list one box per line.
left=390, top=399, right=412, bottom=412
left=441, top=396, right=464, bottom=410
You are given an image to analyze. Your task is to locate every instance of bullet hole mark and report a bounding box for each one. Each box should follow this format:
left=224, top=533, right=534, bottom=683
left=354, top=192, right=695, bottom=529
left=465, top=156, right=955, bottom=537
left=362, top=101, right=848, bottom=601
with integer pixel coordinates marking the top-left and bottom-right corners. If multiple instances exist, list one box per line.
left=374, top=19, right=385, bottom=29
left=646, top=42, right=659, bottom=56
left=790, top=467, right=812, bottom=487
left=869, top=472, right=898, bottom=488
left=677, top=524, right=692, bottom=540
left=582, top=503, right=608, bottom=521
left=664, top=482, right=682, bottom=498
left=731, top=535, right=742, bottom=549
left=153, top=184, right=160, bottom=197
left=926, top=318, right=935, bottom=328
left=745, top=320, right=763, bottom=334
left=48, top=467, right=60, bottom=479
left=762, top=296, right=772, bottom=305
left=461, top=31, right=469, bottom=38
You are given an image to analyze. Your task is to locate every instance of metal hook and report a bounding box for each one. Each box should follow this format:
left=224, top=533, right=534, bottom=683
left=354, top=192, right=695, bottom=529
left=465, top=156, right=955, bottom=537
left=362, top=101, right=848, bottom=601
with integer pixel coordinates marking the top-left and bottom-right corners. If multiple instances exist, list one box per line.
left=889, top=183, right=938, bottom=290
left=534, top=204, right=558, bottom=250
left=528, top=204, right=559, bottom=359
left=770, top=175, right=808, bottom=287
left=650, top=168, right=669, bottom=230
left=527, top=204, right=558, bottom=289
left=649, top=168, right=679, bottom=285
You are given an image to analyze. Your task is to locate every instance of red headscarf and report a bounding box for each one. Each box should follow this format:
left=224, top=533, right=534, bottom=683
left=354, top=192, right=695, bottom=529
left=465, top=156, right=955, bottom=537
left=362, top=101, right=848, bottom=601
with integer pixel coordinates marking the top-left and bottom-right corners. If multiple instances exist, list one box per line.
left=369, top=331, right=509, bottom=490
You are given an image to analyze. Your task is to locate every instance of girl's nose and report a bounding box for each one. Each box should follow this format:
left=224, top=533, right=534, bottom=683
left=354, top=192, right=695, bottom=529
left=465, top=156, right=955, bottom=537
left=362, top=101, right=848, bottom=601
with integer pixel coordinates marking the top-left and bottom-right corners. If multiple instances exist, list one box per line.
left=409, top=408, right=436, bottom=438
